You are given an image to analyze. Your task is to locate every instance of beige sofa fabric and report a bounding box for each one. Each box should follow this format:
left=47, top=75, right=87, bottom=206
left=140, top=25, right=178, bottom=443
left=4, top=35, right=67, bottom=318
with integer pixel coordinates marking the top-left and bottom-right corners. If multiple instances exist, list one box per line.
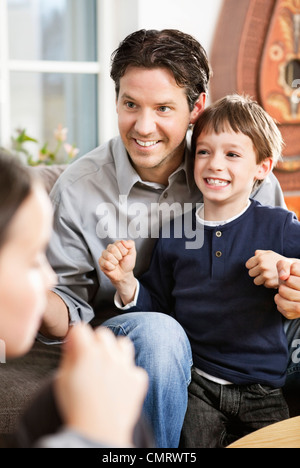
left=31, top=165, right=67, bottom=194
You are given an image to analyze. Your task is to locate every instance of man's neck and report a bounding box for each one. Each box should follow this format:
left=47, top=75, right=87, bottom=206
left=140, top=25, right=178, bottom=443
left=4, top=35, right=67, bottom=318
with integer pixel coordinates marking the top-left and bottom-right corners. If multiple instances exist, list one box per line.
left=136, top=165, right=179, bottom=186
left=131, top=145, right=186, bottom=186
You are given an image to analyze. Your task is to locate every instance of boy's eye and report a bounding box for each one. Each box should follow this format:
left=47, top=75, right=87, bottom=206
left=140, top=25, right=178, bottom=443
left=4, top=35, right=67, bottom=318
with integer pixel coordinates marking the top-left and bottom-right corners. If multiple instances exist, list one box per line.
left=227, top=152, right=239, bottom=158
left=197, top=150, right=209, bottom=156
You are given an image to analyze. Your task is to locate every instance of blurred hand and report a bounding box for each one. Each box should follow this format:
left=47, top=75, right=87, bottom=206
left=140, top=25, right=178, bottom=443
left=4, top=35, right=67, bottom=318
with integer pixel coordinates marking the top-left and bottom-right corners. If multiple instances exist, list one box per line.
left=54, top=323, right=148, bottom=446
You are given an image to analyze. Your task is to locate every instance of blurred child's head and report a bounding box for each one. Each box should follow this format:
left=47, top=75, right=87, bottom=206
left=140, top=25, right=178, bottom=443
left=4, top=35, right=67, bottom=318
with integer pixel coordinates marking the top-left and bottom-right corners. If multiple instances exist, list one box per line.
left=192, top=94, right=283, bottom=184
left=0, top=151, right=56, bottom=357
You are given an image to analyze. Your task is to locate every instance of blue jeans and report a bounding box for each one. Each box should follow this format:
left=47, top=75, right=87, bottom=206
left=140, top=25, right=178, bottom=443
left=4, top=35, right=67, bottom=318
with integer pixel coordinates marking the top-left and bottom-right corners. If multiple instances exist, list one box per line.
left=102, top=312, right=193, bottom=448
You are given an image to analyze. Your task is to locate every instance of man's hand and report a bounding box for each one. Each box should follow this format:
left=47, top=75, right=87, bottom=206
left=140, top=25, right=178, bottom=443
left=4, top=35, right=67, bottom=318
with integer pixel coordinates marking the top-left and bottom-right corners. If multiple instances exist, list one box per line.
left=99, top=240, right=137, bottom=305
left=275, top=260, right=300, bottom=319
left=246, top=250, right=287, bottom=289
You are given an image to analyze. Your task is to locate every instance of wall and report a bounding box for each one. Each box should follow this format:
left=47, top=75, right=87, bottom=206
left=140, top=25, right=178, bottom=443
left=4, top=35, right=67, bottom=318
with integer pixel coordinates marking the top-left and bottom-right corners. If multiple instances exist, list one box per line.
left=113, top=0, right=223, bottom=62
left=136, top=0, right=223, bottom=58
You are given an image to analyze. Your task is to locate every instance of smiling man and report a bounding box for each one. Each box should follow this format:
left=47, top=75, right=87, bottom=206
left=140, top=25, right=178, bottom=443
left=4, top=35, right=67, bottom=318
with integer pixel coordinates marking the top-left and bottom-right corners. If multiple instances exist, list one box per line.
left=40, top=29, right=286, bottom=448
left=116, top=66, right=204, bottom=185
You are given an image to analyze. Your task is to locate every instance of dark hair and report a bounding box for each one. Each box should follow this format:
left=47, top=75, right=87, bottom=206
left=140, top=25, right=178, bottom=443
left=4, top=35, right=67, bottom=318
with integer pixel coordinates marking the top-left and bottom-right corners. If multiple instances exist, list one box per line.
left=110, top=29, right=211, bottom=110
left=0, top=150, right=33, bottom=248
left=192, top=94, right=283, bottom=165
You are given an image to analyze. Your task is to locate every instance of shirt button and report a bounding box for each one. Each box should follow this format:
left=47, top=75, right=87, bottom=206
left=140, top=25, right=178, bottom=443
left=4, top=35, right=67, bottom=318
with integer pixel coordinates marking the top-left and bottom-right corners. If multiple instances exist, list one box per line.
left=163, top=192, right=168, bottom=199
left=216, top=231, right=222, bottom=238
left=216, top=251, right=222, bottom=258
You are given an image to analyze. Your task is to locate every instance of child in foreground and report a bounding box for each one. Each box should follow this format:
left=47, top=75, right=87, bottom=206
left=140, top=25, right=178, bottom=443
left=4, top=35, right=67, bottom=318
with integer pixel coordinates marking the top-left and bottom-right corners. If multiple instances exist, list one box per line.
left=0, top=151, right=148, bottom=448
left=100, top=94, right=300, bottom=448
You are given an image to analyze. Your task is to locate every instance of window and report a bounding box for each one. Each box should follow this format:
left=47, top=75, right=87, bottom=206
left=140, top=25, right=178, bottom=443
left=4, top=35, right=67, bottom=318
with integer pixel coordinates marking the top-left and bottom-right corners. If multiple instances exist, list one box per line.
left=0, top=0, right=116, bottom=161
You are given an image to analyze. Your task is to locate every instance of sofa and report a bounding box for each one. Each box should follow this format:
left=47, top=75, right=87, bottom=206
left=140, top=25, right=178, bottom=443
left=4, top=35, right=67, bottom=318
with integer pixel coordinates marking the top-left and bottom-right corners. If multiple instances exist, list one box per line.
left=0, top=164, right=299, bottom=436
left=32, top=164, right=67, bottom=193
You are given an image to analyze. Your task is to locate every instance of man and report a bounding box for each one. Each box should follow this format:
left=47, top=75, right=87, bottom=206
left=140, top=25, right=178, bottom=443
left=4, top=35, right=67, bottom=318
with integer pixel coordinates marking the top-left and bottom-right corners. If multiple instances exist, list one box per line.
left=41, top=29, right=288, bottom=448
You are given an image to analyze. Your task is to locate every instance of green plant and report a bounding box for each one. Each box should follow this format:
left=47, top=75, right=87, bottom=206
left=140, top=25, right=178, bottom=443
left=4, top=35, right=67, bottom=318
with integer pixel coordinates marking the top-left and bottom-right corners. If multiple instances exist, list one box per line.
left=9, top=125, right=79, bottom=166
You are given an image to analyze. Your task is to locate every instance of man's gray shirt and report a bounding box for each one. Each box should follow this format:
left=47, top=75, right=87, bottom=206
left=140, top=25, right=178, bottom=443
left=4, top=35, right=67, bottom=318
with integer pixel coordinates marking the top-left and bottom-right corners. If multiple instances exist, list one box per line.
left=47, top=136, right=286, bottom=325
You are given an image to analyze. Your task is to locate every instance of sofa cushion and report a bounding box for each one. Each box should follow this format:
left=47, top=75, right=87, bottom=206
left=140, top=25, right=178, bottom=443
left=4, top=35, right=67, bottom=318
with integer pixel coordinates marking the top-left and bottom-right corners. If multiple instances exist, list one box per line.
left=31, top=165, right=67, bottom=194
left=0, top=341, right=61, bottom=434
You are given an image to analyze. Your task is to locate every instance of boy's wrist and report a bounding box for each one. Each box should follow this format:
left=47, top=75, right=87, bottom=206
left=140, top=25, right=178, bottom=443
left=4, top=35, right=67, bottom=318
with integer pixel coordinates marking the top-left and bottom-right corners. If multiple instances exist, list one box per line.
left=113, top=274, right=137, bottom=306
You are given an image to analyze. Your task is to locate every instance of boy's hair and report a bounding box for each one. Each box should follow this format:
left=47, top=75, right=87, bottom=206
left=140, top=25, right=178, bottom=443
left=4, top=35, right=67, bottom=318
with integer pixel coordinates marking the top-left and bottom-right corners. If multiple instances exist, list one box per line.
left=192, top=94, right=284, bottom=175
left=0, top=150, right=33, bottom=248
left=110, top=29, right=211, bottom=111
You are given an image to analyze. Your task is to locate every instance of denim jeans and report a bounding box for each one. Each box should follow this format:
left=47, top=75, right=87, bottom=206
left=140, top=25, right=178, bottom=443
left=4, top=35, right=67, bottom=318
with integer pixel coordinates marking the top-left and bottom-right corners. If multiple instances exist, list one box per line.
left=102, top=312, right=193, bottom=449
left=180, top=370, right=289, bottom=448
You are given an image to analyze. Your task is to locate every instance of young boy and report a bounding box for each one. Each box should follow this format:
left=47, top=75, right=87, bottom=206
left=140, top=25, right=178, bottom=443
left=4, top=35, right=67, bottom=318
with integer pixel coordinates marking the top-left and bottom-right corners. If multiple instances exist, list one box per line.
left=99, top=94, right=300, bottom=447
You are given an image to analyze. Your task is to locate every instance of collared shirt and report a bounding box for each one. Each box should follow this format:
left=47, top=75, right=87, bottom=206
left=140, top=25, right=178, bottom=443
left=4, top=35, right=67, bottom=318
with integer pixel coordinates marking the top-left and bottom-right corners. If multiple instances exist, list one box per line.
left=47, top=135, right=286, bottom=325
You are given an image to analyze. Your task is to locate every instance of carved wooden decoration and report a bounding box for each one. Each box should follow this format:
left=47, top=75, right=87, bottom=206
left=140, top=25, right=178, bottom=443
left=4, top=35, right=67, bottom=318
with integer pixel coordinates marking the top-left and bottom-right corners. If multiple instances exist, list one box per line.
left=260, top=0, right=300, bottom=126
left=210, top=0, right=300, bottom=192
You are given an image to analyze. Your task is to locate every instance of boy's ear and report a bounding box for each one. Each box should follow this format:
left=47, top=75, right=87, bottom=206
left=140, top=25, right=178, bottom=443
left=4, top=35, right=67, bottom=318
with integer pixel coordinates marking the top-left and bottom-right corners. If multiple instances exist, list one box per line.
left=255, top=158, right=273, bottom=181
left=190, top=93, right=206, bottom=124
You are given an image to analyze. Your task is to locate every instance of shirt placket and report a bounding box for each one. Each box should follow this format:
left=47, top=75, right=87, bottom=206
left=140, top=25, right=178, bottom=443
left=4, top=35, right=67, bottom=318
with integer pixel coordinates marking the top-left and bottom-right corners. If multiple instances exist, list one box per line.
left=211, top=228, right=226, bottom=280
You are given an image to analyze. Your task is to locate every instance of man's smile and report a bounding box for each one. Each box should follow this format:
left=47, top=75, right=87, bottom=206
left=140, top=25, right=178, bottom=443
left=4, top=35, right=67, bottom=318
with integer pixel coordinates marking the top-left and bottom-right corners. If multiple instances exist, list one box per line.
left=135, top=139, right=160, bottom=148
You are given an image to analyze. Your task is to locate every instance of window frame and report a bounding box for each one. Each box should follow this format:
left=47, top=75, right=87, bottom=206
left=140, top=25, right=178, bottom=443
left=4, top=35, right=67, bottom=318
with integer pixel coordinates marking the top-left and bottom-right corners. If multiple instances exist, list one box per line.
left=0, top=0, right=116, bottom=150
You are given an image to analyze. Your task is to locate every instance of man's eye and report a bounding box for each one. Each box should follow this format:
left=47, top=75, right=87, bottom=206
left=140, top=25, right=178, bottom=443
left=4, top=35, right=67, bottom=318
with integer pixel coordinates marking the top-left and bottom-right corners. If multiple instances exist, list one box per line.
left=158, top=106, right=171, bottom=113
left=125, top=102, right=136, bottom=109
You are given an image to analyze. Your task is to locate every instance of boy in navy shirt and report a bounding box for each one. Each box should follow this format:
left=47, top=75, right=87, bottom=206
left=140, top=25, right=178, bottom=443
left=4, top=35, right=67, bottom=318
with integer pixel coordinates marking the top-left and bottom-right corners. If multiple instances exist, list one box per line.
left=99, top=95, right=300, bottom=447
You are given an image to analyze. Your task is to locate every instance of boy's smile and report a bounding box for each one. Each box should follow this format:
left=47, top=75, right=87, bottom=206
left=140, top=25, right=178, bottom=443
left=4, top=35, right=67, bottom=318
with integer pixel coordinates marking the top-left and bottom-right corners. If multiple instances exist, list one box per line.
left=204, top=177, right=231, bottom=189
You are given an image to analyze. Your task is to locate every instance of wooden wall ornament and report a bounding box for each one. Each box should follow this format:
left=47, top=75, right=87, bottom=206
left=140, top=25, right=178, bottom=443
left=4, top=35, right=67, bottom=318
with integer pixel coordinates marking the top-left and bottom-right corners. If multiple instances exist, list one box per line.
left=210, top=0, right=300, bottom=192
left=260, top=0, right=300, bottom=126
